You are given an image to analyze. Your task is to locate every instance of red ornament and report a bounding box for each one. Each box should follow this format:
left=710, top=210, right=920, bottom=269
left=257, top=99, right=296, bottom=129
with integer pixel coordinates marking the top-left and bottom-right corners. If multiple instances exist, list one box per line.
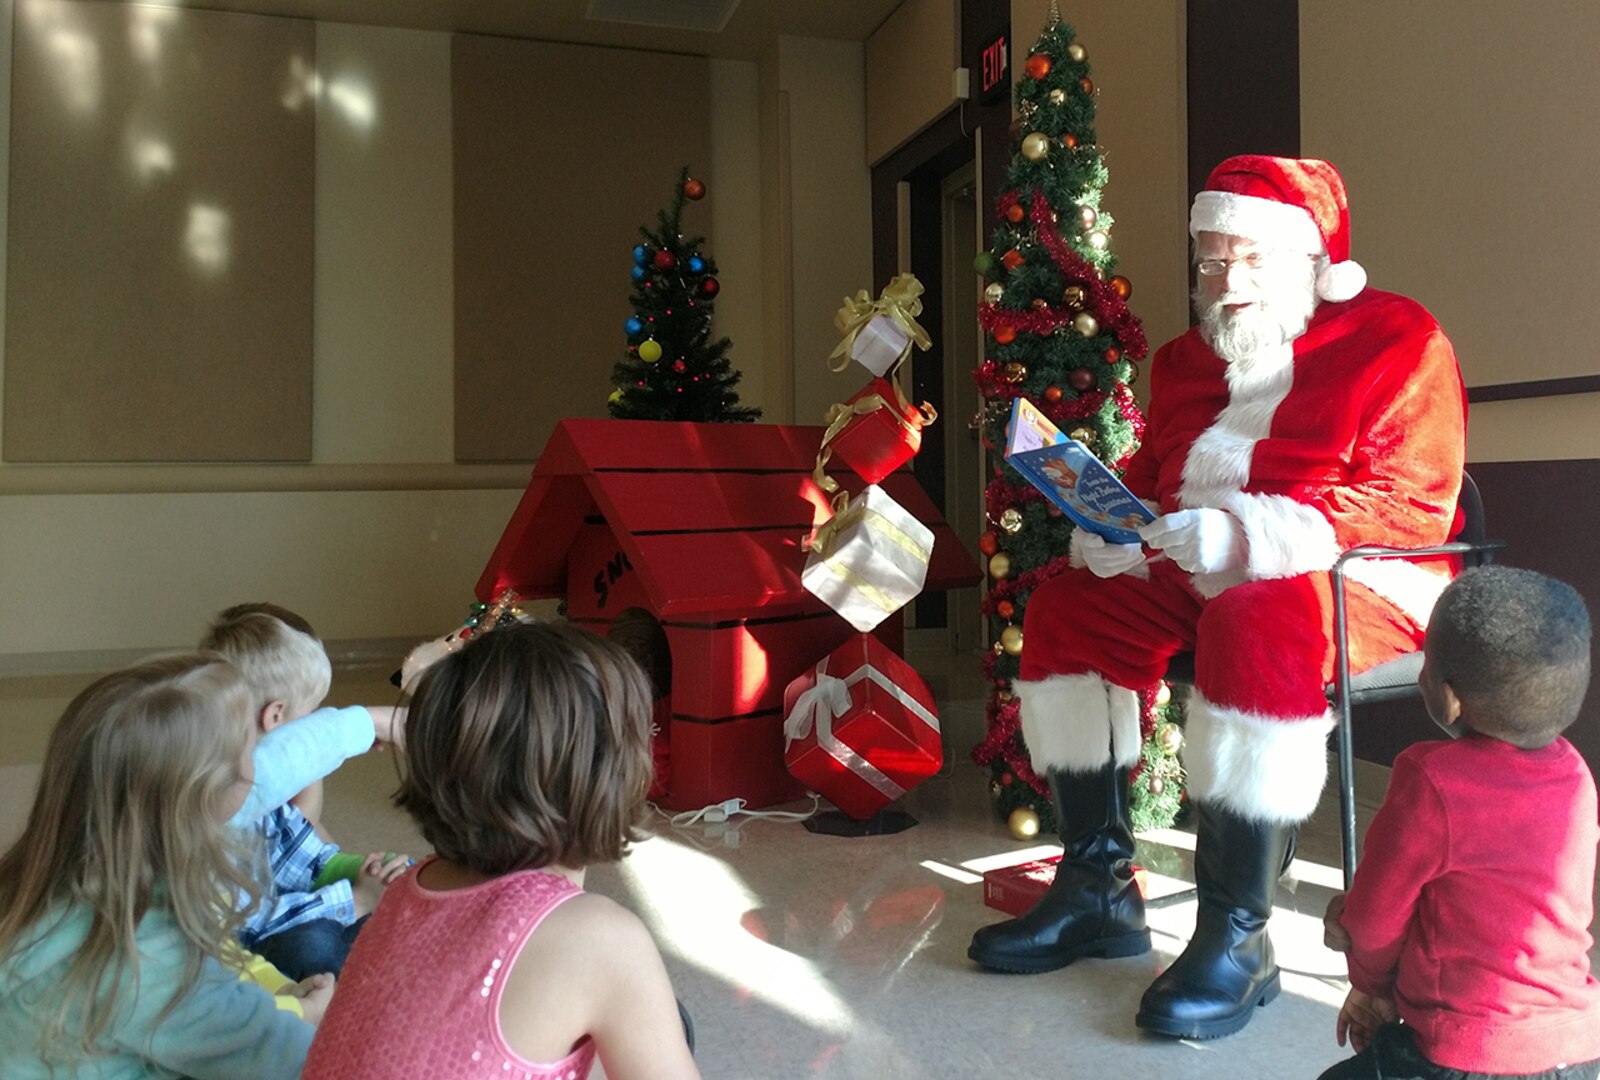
left=683, top=177, right=706, bottom=200
left=652, top=250, right=677, bottom=271
left=673, top=360, right=687, bottom=372
left=979, top=531, right=1000, bottom=556
left=1062, top=133, right=1079, bottom=150
left=1024, top=53, right=1052, bottom=80
left=700, top=277, right=720, bottom=297
left=1044, top=385, right=1064, bottom=403
left=993, top=325, right=1017, bottom=345
left=459, top=627, right=473, bottom=639
left=1000, top=771, right=1015, bottom=785
left=997, top=599, right=1015, bottom=619
left=1001, top=249, right=1025, bottom=271
left=1104, top=346, right=1121, bottom=363
left=1110, top=275, right=1132, bottom=299
left=1070, top=367, right=1096, bottom=391
left=1005, top=203, right=1026, bottom=225
left=1080, top=76, right=1094, bottom=94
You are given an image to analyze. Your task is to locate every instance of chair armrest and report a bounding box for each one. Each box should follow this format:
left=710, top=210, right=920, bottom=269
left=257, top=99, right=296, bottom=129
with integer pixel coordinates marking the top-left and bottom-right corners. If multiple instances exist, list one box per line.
left=1333, top=538, right=1505, bottom=571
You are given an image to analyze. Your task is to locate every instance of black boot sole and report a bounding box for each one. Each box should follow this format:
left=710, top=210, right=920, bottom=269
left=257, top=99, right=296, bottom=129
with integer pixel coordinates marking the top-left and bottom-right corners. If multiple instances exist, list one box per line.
left=967, top=928, right=1151, bottom=974
left=1133, top=969, right=1281, bottom=1039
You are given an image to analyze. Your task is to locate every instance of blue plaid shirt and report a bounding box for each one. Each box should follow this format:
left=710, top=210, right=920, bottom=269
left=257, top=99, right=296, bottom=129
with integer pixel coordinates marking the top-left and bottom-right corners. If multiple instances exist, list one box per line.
left=238, top=803, right=357, bottom=947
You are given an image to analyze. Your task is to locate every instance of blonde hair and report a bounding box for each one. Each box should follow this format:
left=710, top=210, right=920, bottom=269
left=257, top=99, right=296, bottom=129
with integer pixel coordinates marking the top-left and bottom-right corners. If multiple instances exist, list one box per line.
left=0, top=655, right=266, bottom=1063
left=199, top=603, right=331, bottom=719
left=396, top=622, right=654, bottom=874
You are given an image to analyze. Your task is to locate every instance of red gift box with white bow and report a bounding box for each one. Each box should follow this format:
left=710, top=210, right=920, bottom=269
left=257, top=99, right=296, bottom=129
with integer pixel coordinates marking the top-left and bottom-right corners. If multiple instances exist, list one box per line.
left=781, top=634, right=942, bottom=819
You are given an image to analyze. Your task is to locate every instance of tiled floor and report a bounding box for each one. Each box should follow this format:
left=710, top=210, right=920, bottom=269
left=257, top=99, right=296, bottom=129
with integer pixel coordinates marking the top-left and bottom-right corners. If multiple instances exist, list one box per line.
left=3, top=653, right=1597, bottom=1080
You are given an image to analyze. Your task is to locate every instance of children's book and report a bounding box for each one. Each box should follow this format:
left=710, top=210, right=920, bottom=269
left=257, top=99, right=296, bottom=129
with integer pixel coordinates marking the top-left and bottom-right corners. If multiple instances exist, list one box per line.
left=1004, top=397, right=1155, bottom=545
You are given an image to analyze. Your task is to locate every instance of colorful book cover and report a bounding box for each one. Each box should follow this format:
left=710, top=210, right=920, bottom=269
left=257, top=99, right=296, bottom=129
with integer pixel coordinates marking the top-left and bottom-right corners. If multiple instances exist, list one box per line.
left=1003, top=398, right=1155, bottom=545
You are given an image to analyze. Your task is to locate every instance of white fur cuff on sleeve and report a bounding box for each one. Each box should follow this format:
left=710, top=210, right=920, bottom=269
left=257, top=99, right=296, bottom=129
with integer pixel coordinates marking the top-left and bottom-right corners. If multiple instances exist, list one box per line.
left=1225, top=491, right=1340, bottom=580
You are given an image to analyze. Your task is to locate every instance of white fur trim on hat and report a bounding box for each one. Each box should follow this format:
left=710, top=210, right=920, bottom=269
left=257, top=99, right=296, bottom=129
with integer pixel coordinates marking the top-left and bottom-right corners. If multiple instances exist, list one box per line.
left=1190, top=191, right=1325, bottom=253
left=1316, top=259, right=1367, bottom=303
left=1182, top=689, right=1332, bottom=824
left=1017, top=672, right=1141, bottom=773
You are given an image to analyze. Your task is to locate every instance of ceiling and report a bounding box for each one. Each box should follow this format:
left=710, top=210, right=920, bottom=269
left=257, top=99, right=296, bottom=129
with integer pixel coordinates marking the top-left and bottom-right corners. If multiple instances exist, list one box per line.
left=109, top=0, right=910, bottom=59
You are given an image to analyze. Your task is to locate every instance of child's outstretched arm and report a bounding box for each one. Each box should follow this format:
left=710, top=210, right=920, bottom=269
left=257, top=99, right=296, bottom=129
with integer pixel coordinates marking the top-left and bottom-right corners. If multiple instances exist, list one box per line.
left=229, top=705, right=398, bottom=828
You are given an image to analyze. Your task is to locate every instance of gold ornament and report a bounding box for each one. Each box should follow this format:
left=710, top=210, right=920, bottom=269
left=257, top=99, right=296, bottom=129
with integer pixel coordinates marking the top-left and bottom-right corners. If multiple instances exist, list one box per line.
left=1003, top=361, right=1028, bottom=383
left=1159, top=724, right=1184, bottom=756
left=638, top=339, right=663, bottom=363
left=1149, top=776, right=1166, bottom=796
left=1062, top=284, right=1087, bottom=310
left=1069, top=426, right=1096, bottom=446
left=992, top=639, right=1005, bottom=654
left=997, top=690, right=1014, bottom=704
left=607, top=389, right=623, bottom=405
left=1019, top=99, right=1037, bottom=118
left=1008, top=807, right=1041, bottom=840
left=1154, top=682, right=1172, bottom=707
left=1031, top=297, right=1048, bottom=311
left=1073, top=312, right=1100, bottom=337
left=1048, top=87, right=1067, bottom=105
left=988, top=552, right=1012, bottom=579
left=1000, top=508, right=1023, bottom=533
left=1086, top=229, right=1110, bottom=250
left=1020, top=132, right=1052, bottom=161
left=983, top=282, right=1004, bottom=304
left=1078, top=205, right=1098, bottom=229
left=1000, top=624, right=1024, bottom=656
left=1067, top=42, right=1087, bottom=63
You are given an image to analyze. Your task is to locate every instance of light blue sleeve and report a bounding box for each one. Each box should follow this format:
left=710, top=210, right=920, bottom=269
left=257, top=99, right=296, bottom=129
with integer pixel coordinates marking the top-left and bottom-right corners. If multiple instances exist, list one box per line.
left=229, top=705, right=375, bottom=828
left=117, top=915, right=313, bottom=1080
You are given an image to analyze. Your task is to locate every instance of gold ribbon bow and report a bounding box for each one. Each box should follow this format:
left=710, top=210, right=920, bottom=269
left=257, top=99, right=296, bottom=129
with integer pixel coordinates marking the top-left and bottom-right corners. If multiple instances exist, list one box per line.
left=828, top=273, right=934, bottom=373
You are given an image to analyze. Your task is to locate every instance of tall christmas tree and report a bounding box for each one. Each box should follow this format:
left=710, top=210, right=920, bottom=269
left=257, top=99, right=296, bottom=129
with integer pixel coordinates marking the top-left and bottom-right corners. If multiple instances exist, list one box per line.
left=609, top=168, right=759, bottom=423
left=970, top=7, right=1185, bottom=836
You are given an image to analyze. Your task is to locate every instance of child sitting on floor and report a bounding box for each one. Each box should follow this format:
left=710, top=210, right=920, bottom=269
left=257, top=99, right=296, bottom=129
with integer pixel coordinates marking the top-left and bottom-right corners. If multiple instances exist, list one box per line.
left=303, top=622, right=699, bottom=1080
left=202, top=603, right=411, bottom=981
left=0, top=655, right=324, bottom=1079
left=1322, top=566, right=1600, bottom=1079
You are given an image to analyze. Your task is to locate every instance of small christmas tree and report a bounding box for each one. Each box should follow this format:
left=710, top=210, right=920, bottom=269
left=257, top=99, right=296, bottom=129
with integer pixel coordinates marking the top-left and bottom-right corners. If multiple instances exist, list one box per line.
left=609, top=168, right=759, bottom=423
left=970, top=6, right=1184, bottom=836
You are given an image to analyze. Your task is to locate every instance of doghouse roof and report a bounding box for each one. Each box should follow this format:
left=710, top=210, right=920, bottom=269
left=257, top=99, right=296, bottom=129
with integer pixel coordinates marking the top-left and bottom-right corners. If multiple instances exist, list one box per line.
left=477, top=418, right=981, bottom=617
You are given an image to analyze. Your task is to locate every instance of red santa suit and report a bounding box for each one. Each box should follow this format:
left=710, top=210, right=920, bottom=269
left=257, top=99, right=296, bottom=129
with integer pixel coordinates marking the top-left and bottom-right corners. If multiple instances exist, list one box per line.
left=1017, top=287, right=1466, bottom=824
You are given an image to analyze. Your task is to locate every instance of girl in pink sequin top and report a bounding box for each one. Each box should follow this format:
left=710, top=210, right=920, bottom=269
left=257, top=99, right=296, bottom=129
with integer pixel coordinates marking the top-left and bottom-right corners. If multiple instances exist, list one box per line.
left=303, top=623, right=700, bottom=1080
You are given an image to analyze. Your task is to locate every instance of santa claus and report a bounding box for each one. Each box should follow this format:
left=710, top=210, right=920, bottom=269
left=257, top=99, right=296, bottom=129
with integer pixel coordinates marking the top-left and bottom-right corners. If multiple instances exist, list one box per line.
left=967, top=156, right=1467, bottom=1039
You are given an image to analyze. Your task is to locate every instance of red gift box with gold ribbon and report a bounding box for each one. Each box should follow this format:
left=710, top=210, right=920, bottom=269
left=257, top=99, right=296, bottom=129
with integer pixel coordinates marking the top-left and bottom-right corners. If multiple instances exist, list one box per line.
left=782, top=633, right=942, bottom=819
left=821, top=377, right=936, bottom=486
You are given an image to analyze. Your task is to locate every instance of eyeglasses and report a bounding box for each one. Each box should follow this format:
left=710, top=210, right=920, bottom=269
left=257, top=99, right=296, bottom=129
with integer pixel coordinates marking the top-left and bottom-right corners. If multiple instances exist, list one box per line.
left=1195, top=251, right=1316, bottom=277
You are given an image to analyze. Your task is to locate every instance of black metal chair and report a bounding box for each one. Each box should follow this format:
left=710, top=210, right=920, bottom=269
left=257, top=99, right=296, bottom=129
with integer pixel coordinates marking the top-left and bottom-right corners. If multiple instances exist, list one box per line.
left=1164, top=471, right=1501, bottom=888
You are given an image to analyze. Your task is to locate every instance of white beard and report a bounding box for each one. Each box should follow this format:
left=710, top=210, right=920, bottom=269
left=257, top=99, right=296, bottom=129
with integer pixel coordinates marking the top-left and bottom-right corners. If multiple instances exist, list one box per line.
left=1193, top=261, right=1318, bottom=364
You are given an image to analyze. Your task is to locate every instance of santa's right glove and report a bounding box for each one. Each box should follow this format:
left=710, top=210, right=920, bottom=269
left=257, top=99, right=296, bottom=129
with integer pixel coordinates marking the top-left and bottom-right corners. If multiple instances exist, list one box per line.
left=1071, top=527, right=1148, bottom=579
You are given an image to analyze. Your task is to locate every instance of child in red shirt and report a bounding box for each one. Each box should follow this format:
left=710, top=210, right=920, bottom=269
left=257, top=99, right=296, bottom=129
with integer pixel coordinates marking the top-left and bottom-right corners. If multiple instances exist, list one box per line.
left=1321, top=566, right=1600, bottom=1080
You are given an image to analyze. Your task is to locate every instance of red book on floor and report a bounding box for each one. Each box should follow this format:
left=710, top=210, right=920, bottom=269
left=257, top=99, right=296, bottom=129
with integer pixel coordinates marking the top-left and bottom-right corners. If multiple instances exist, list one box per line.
left=982, top=856, right=1147, bottom=917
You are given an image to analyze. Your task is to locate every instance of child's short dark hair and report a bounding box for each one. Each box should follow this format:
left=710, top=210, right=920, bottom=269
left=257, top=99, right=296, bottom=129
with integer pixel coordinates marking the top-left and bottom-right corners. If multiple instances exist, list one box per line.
left=396, top=622, right=653, bottom=874
left=607, top=607, right=671, bottom=698
left=1427, top=566, right=1591, bottom=746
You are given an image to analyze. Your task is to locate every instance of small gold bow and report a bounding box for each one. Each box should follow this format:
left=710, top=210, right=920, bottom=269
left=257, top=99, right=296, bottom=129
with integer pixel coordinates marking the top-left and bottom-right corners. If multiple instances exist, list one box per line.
left=828, top=273, right=934, bottom=373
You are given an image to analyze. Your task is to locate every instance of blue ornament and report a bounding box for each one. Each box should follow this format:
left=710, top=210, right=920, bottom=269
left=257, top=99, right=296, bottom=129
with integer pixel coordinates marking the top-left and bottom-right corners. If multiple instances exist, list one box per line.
left=624, top=317, right=643, bottom=336
left=633, top=245, right=649, bottom=266
left=687, top=256, right=705, bottom=274
left=631, top=265, right=646, bottom=282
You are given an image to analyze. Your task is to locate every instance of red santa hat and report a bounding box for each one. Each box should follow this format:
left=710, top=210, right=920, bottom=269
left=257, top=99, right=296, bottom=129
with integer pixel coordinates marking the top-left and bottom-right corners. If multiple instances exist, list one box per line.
left=1189, top=155, right=1367, bottom=303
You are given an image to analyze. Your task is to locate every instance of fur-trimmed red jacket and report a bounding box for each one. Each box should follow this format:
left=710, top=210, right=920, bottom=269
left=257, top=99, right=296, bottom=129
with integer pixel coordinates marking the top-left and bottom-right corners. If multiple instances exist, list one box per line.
left=1123, top=288, right=1467, bottom=620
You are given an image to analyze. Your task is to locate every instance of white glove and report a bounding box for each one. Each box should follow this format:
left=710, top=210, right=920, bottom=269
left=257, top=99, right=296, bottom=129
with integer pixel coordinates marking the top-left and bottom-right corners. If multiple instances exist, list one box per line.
left=1138, top=508, right=1247, bottom=574
left=1072, top=528, right=1147, bottom=579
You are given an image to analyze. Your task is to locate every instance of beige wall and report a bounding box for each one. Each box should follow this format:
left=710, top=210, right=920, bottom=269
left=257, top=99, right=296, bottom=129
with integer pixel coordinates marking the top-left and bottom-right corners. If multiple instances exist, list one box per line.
left=865, top=0, right=958, bottom=165
left=1009, top=1, right=1190, bottom=372
left=0, top=9, right=871, bottom=667
left=1301, top=1, right=1600, bottom=463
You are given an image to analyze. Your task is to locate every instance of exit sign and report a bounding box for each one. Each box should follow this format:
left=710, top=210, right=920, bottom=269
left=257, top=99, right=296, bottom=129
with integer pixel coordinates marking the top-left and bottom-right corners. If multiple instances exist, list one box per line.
left=980, top=33, right=1008, bottom=102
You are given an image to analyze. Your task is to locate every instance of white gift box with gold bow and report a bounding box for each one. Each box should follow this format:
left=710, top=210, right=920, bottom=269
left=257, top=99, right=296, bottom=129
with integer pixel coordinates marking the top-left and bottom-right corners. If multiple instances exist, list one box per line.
left=849, top=315, right=912, bottom=377
left=802, top=485, right=934, bottom=632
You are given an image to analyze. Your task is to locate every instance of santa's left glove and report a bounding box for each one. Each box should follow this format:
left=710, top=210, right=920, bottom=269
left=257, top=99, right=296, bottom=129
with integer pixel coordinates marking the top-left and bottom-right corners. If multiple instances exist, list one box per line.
left=1138, top=508, right=1247, bottom=574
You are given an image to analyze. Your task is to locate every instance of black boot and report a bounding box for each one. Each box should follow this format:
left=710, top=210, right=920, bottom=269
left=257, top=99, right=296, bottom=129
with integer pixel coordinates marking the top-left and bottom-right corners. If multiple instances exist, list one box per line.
left=1135, top=802, right=1294, bottom=1039
left=968, top=766, right=1150, bottom=973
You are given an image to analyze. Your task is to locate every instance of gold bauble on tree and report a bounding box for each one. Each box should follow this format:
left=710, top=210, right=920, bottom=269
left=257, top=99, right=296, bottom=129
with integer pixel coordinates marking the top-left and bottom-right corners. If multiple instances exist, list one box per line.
left=1154, top=682, right=1173, bottom=707
left=1160, top=723, right=1184, bottom=756
left=1021, top=132, right=1053, bottom=161
left=1073, top=312, right=1100, bottom=337
left=1008, top=807, right=1041, bottom=840
left=1062, top=284, right=1087, bottom=310
left=1069, top=426, right=1096, bottom=447
left=1000, top=507, right=1024, bottom=533
left=1149, top=776, right=1166, bottom=796
left=1003, top=361, right=1028, bottom=383
left=1000, top=624, right=1024, bottom=656
left=984, top=282, right=1005, bottom=304
left=1078, top=205, right=1098, bottom=230
left=1086, top=230, right=1110, bottom=250
left=1048, top=87, right=1067, bottom=105
left=988, top=552, right=1012, bottom=580
left=1067, top=42, right=1087, bottom=62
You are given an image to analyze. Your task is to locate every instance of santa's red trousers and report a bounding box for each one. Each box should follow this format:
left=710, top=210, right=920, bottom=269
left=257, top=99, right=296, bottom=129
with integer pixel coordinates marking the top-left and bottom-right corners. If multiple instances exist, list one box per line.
left=1022, top=559, right=1423, bottom=718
